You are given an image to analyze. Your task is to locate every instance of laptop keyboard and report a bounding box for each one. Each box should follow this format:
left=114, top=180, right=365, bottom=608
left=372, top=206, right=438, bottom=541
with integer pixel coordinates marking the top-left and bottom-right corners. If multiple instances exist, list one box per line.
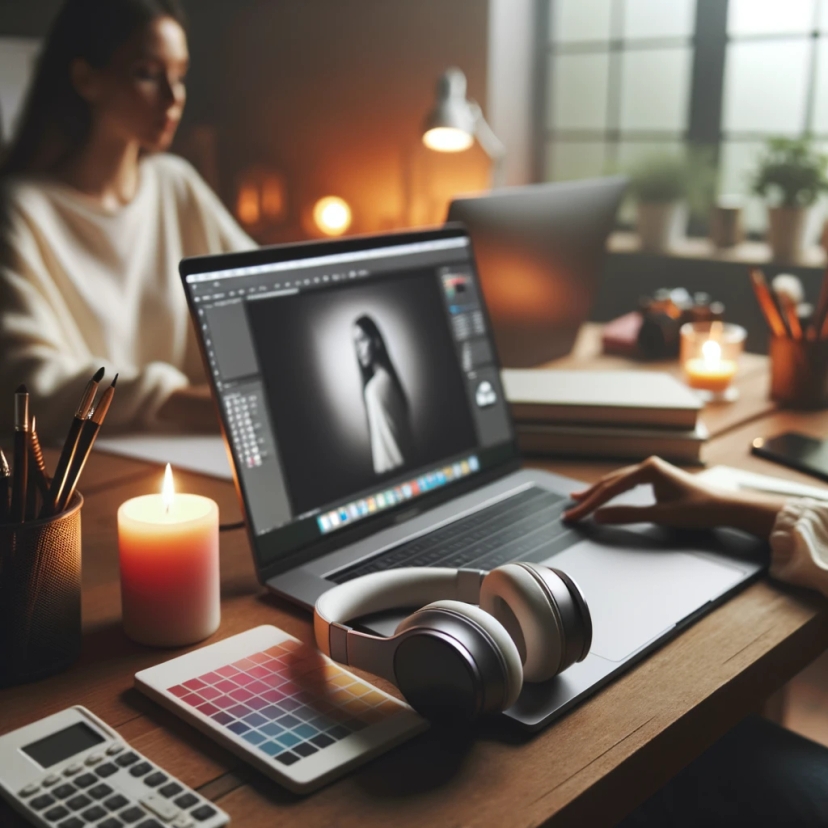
left=328, top=486, right=580, bottom=584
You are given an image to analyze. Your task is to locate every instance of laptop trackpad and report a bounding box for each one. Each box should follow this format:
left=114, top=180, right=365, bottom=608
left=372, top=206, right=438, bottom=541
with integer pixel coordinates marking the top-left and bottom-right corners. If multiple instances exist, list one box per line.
left=547, top=541, right=746, bottom=662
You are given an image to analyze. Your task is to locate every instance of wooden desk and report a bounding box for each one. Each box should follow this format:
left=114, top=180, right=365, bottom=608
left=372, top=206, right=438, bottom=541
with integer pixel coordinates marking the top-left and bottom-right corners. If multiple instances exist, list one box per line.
left=4, top=336, right=828, bottom=827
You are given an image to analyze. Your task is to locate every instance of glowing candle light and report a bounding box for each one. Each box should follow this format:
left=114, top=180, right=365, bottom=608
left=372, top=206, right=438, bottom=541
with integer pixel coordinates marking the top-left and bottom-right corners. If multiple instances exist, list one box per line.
left=685, top=338, right=737, bottom=394
left=118, top=465, right=219, bottom=647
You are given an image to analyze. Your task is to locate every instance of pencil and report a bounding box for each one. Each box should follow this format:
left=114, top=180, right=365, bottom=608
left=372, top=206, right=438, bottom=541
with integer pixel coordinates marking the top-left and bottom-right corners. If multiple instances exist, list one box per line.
left=0, top=449, right=9, bottom=524
left=778, top=291, right=803, bottom=340
left=10, top=384, right=30, bottom=523
left=45, top=366, right=104, bottom=516
left=59, top=374, right=117, bottom=512
left=749, top=268, right=788, bottom=338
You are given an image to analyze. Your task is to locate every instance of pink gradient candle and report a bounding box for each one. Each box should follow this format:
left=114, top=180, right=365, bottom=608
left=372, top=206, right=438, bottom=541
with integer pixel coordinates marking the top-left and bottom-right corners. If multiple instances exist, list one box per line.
left=118, top=465, right=220, bottom=647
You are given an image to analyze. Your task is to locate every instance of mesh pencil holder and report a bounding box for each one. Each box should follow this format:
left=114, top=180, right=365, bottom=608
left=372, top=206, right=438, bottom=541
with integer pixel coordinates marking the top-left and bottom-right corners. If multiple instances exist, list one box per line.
left=0, top=493, right=83, bottom=688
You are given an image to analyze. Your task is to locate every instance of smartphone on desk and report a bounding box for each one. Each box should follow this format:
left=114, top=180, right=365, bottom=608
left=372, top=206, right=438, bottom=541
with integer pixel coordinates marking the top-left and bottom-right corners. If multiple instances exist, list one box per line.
left=751, top=432, right=828, bottom=484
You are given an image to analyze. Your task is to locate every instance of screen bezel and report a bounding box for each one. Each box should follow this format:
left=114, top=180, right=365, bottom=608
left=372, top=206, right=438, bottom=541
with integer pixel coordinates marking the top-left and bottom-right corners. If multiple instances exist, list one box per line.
left=179, top=225, right=521, bottom=581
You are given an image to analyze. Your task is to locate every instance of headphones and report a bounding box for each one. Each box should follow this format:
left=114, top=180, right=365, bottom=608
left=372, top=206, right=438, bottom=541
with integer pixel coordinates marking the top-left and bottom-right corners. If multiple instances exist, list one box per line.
left=314, top=564, right=592, bottom=721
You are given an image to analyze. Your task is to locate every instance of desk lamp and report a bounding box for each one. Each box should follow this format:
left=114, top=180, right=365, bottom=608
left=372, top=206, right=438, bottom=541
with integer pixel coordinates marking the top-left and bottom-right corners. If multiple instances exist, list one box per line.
left=422, top=67, right=506, bottom=188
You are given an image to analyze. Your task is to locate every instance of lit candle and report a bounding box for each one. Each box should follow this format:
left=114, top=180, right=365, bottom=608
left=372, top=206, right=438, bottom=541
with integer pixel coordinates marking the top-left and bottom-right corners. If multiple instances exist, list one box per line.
left=685, top=339, right=737, bottom=393
left=118, top=464, right=220, bottom=647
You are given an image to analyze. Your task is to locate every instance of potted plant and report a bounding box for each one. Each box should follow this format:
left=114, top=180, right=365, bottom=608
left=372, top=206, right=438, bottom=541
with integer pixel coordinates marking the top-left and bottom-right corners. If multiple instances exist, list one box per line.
left=751, top=137, right=828, bottom=262
left=627, top=154, right=690, bottom=252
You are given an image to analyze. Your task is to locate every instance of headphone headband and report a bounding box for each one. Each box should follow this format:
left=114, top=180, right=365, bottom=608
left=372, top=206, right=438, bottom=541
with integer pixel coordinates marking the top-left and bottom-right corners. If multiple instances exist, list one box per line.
left=314, top=567, right=484, bottom=658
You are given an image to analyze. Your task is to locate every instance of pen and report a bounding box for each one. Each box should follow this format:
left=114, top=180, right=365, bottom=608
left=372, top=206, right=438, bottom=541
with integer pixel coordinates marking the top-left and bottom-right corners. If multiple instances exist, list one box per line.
left=45, top=366, right=104, bottom=516
left=59, top=374, right=117, bottom=512
left=10, top=384, right=30, bottom=523
left=777, top=291, right=803, bottom=341
left=29, top=416, right=51, bottom=502
left=749, top=269, right=788, bottom=338
left=0, top=449, right=9, bottom=524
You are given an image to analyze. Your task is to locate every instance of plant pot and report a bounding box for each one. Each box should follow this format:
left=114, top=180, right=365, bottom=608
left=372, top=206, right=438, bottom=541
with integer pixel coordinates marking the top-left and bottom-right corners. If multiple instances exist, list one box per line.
left=768, top=205, right=809, bottom=263
left=636, top=201, right=686, bottom=253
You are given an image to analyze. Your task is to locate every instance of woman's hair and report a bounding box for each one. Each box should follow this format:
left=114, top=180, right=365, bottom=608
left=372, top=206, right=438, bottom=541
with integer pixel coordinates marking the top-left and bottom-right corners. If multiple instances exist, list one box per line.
left=0, top=0, right=186, bottom=177
left=353, top=315, right=409, bottom=410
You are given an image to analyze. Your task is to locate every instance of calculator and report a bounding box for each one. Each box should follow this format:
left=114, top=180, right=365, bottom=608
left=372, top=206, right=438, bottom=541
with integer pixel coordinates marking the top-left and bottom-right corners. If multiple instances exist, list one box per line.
left=135, top=625, right=428, bottom=794
left=0, top=706, right=228, bottom=828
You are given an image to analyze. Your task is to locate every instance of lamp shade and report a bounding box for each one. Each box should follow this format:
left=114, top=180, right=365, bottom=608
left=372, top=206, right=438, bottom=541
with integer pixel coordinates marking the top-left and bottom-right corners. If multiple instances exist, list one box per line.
left=422, top=67, right=476, bottom=152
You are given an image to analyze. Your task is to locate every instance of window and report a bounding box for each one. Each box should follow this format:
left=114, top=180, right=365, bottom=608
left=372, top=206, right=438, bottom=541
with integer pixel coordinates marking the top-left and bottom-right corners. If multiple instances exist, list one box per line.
left=539, top=0, right=828, bottom=233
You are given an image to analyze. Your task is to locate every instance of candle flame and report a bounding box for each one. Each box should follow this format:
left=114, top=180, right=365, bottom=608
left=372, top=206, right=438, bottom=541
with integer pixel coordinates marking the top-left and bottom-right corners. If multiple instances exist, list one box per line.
left=702, top=339, right=721, bottom=366
left=162, top=463, right=175, bottom=512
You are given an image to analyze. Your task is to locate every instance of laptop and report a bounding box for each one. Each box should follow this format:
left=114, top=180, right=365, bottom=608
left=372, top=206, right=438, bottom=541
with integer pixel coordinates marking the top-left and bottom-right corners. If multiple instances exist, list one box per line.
left=447, top=176, right=627, bottom=367
left=179, top=225, right=765, bottom=730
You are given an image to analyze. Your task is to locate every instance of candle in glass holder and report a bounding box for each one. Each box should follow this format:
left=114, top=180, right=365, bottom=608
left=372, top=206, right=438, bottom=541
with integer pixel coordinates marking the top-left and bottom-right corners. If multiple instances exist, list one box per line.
left=681, top=321, right=745, bottom=402
left=118, top=464, right=219, bottom=647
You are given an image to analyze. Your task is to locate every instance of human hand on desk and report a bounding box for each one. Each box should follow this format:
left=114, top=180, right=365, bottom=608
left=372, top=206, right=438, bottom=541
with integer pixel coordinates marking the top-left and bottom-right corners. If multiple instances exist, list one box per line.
left=157, top=384, right=220, bottom=432
left=563, top=456, right=783, bottom=539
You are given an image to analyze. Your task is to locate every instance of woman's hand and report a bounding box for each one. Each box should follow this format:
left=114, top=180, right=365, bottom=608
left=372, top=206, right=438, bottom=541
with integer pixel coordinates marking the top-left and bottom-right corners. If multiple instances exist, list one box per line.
left=563, top=456, right=784, bottom=539
left=157, top=384, right=219, bottom=432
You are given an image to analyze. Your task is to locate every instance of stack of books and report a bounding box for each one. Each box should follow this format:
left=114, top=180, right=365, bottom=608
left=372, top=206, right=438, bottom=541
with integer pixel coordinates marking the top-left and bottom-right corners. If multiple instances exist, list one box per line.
left=502, top=369, right=706, bottom=464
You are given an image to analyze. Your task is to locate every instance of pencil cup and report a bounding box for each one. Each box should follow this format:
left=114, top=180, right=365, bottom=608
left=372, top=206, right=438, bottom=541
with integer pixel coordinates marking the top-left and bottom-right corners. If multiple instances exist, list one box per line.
left=0, top=494, right=83, bottom=687
left=770, top=337, right=828, bottom=409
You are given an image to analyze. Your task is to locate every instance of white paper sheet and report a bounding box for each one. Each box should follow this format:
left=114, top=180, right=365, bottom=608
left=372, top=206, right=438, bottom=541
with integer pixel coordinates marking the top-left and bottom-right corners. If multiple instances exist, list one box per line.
left=94, top=434, right=233, bottom=480
left=698, top=465, right=828, bottom=502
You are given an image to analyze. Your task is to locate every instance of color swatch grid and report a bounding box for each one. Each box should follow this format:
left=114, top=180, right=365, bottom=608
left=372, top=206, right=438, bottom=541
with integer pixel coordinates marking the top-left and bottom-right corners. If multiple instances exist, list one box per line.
left=317, top=454, right=481, bottom=535
left=166, top=639, right=400, bottom=767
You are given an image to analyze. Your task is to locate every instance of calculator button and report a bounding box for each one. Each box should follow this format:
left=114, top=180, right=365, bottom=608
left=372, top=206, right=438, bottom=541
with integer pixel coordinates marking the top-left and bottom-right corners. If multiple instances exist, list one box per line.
left=64, top=764, right=83, bottom=776
left=173, top=793, right=198, bottom=809
left=171, top=817, right=194, bottom=828
left=106, top=743, right=125, bottom=755
left=96, top=762, right=119, bottom=778
left=18, top=783, right=39, bottom=797
left=66, top=793, right=92, bottom=810
left=116, top=751, right=139, bottom=767
left=191, top=804, right=217, bottom=821
left=141, top=794, right=179, bottom=820
left=144, top=771, right=167, bottom=788
left=129, top=761, right=152, bottom=777
left=99, top=819, right=124, bottom=828
left=89, top=783, right=114, bottom=800
left=44, top=774, right=61, bottom=787
left=31, top=794, right=57, bottom=810
left=159, top=782, right=183, bottom=798
left=43, top=804, right=70, bottom=821
left=56, top=818, right=84, bottom=828
left=120, top=806, right=146, bottom=823
left=105, top=794, right=129, bottom=811
left=53, top=784, right=76, bottom=799
left=85, top=752, right=103, bottom=765
left=81, top=804, right=107, bottom=821
left=74, top=772, right=98, bottom=788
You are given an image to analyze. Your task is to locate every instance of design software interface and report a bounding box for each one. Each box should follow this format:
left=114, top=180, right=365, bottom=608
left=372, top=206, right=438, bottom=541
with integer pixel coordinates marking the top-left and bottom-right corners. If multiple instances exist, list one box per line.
left=185, top=235, right=515, bottom=565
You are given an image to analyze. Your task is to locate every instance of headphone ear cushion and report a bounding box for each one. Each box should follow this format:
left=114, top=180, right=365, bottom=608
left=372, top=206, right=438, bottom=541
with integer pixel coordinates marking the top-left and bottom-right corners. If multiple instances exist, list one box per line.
left=413, top=599, right=524, bottom=709
left=479, top=564, right=563, bottom=683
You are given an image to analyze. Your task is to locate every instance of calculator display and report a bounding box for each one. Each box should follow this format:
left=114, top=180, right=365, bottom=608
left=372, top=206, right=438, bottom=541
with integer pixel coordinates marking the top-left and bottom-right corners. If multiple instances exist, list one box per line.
left=21, top=722, right=105, bottom=768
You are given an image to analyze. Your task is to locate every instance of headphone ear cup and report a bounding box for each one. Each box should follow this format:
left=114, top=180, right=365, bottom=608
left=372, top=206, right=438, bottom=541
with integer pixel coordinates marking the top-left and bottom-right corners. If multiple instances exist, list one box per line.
left=479, top=563, right=565, bottom=683
left=403, top=600, right=524, bottom=710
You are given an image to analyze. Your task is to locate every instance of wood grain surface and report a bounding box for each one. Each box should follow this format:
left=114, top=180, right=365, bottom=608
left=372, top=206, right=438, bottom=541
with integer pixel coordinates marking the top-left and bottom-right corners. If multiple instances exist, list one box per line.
left=3, top=331, right=828, bottom=828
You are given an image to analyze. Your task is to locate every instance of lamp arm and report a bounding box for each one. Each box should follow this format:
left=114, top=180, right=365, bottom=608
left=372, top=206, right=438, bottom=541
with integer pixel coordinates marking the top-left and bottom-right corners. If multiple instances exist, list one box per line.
left=469, top=102, right=506, bottom=188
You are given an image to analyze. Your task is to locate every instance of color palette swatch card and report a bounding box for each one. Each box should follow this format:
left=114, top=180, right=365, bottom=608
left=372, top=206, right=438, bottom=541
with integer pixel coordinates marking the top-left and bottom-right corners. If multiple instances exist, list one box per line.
left=134, top=625, right=427, bottom=793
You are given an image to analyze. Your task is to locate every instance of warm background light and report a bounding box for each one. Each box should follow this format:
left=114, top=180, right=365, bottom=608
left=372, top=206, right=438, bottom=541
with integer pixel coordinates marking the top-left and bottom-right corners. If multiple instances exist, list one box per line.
left=423, top=126, right=474, bottom=153
left=313, top=196, right=353, bottom=236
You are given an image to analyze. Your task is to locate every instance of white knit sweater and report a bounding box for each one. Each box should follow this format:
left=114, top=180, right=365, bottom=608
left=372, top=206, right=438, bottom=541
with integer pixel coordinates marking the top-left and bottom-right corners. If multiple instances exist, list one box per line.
left=0, top=153, right=254, bottom=438
left=770, top=498, right=828, bottom=597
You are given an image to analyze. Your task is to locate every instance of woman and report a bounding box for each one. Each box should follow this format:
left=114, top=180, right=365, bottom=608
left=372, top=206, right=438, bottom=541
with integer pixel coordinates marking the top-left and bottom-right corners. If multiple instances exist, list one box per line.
left=0, top=0, right=254, bottom=438
left=352, top=315, right=416, bottom=474
left=566, top=456, right=828, bottom=827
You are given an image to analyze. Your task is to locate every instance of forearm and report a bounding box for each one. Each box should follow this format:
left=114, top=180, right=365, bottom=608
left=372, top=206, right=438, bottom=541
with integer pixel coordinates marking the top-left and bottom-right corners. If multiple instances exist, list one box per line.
left=715, top=491, right=787, bottom=540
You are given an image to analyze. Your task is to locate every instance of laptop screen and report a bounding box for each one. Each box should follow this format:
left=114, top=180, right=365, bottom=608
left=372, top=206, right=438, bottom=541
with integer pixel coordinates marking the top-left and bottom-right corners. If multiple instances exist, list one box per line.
left=181, top=229, right=517, bottom=571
